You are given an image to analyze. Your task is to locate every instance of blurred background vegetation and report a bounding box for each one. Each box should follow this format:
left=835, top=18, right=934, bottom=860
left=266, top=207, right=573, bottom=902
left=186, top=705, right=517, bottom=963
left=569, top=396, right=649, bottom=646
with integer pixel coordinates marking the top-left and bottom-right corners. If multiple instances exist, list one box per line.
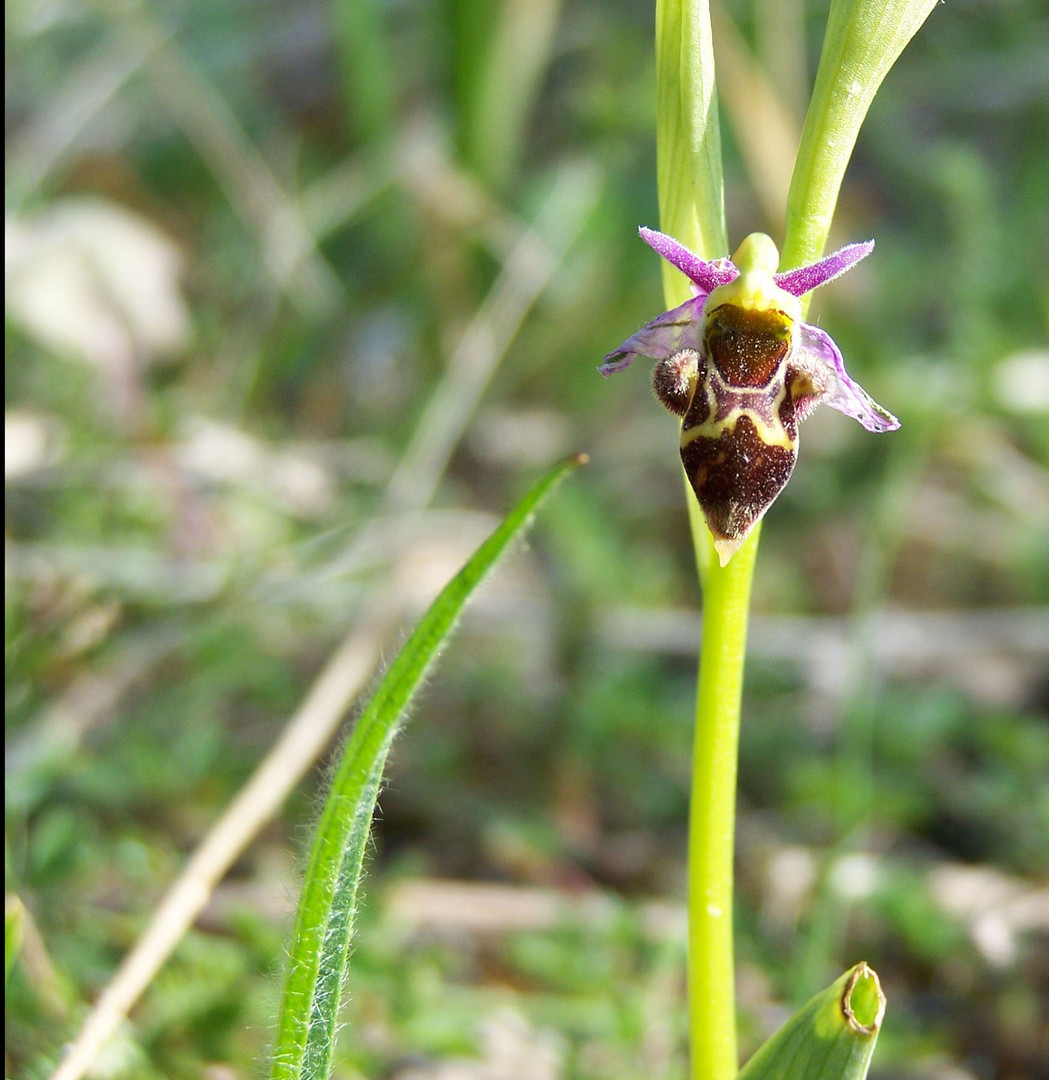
left=5, top=0, right=1048, bottom=1078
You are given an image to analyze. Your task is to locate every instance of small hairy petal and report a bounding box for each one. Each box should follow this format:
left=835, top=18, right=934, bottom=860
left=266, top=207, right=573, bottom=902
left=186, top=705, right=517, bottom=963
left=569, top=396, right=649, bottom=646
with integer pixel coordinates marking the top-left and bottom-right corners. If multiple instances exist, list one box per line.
left=775, top=241, right=875, bottom=297
left=796, top=323, right=900, bottom=432
left=653, top=349, right=700, bottom=415
left=639, top=227, right=738, bottom=295
left=599, top=295, right=705, bottom=376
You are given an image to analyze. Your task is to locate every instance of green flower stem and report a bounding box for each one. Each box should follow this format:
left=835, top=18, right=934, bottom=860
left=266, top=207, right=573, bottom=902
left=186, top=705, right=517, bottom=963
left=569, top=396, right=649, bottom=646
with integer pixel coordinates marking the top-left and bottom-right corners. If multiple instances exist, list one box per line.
left=685, top=503, right=761, bottom=1080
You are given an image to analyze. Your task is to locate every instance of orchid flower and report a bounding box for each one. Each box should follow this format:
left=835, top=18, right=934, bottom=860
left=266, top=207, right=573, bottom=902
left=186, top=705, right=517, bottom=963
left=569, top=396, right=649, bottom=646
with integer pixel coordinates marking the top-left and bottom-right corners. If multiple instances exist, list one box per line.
left=601, top=228, right=900, bottom=565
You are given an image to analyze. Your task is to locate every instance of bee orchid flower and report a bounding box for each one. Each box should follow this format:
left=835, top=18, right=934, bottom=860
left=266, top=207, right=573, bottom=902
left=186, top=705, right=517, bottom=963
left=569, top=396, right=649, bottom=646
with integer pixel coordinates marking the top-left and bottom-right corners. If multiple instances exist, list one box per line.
left=600, top=228, right=900, bottom=565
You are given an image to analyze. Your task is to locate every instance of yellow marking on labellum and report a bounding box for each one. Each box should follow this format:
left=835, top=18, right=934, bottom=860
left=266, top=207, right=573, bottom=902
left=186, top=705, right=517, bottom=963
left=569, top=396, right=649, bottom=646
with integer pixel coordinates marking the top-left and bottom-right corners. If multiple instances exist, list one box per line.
left=679, top=364, right=794, bottom=451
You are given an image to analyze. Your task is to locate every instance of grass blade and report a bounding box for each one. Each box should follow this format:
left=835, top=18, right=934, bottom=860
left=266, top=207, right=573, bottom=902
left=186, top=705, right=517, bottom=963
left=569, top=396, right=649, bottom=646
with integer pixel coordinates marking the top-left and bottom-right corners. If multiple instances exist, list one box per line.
left=737, top=962, right=886, bottom=1080
left=328, top=0, right=394, bottom=145
left=6, top=896, right=25, bottom=986
left=269, top=455, right=585, bottom=1080
left=449, top=0, right=563, bottom=192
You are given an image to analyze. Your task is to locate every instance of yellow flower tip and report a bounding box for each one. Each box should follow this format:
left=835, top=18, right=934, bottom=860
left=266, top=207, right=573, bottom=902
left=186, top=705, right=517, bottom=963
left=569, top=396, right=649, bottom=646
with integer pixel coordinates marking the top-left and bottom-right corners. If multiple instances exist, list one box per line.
left=731, top=232, right=780, bottom=276
left=704, top=233, right=801, bottom=324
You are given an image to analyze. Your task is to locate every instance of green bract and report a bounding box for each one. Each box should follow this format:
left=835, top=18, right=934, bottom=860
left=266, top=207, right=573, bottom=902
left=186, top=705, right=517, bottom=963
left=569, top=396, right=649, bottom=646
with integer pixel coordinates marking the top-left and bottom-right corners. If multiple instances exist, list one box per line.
left=738, top=963, right=887, bottom=1080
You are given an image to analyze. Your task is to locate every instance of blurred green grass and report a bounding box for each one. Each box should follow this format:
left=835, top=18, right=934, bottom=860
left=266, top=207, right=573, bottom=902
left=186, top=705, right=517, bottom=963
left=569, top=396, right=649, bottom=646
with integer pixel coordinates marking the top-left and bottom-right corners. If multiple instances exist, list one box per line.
left=5, top=0, right=1048, bottom=1078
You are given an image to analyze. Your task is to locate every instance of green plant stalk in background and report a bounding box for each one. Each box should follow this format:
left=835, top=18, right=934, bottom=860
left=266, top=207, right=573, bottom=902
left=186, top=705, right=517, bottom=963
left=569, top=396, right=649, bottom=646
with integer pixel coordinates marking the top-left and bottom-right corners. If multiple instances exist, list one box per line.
left=270, top=457, right=583, bottom=1080
left=655, top=1, right=937, bottom=1077
left=5, top=896, right=25, bottom=987
left=329, top=0, right=394, bottom=145
left=449, top=0, right=562, bottom=191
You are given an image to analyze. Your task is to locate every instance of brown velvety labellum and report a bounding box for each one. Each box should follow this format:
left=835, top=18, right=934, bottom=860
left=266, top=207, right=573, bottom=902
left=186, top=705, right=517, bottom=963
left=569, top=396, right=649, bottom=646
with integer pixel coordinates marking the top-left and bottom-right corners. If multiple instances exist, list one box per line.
left=705, top=304, right=791, bottom=387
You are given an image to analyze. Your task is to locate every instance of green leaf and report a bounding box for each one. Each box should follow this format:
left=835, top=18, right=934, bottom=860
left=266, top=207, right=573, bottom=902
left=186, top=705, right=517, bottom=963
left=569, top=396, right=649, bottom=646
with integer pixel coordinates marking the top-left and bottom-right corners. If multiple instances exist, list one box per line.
left=269, top=455, right=585, bottom=1080
left=655, top=0, right=728, bottom=293
left=783, top=0, right=940, bottom=277
left=737, top=962, right=886, bottom=1080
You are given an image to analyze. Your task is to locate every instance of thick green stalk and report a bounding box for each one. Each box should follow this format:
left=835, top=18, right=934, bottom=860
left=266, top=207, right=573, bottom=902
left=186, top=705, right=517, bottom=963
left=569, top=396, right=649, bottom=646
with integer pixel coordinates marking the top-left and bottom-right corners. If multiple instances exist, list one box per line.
left=685, top=504, right=760, bottom=1080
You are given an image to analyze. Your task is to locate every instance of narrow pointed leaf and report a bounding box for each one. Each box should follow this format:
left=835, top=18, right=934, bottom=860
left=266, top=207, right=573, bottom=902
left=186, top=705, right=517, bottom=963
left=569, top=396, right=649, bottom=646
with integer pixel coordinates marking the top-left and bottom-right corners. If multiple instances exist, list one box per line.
left=783, top=0, right=939, bottom=277
left=270, top=456, right=584, bottom=1080
left=738, top=962, right=886, bottom=1080
left=656, top=0, right=728, bottom=299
